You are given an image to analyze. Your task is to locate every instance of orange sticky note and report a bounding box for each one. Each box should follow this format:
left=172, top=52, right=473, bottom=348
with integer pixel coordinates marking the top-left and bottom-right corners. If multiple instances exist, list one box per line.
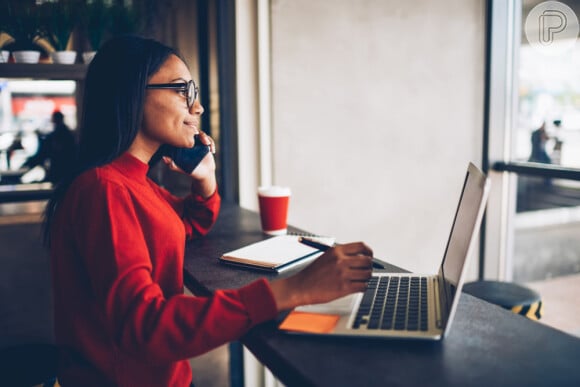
left=279, top=311, right=340, bottom=334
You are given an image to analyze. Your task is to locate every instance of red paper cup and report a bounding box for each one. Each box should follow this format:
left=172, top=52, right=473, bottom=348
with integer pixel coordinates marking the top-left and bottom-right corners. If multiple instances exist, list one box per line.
left=257, top=186, right=291, bottom=235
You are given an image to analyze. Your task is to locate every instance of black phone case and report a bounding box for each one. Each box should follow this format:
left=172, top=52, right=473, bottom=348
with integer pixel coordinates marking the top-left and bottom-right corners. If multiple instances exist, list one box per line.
left=161, top=135, right=210, bottom=174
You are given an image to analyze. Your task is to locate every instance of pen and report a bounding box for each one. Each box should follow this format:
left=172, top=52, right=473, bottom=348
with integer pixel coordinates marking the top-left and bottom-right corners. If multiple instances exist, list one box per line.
left=298, top=237, right=387, bottom=269
left=298, top=236, right=333, bottom=251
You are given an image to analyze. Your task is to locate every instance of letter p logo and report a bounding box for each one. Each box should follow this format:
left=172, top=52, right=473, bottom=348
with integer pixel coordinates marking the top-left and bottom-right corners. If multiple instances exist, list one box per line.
left=525, top=1, right=579, bottom=55
left=539, top=10, right=567, bottom=45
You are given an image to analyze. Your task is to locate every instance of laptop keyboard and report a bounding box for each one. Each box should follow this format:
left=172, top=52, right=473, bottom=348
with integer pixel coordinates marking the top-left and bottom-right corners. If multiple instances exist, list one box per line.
left=352, top=275, right=429, bottom=331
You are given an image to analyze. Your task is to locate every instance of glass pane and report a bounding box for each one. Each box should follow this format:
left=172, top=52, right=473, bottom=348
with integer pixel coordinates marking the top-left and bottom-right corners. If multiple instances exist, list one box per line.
left=0, top=79, right=76, bottom=184
left=517, top=1, right=580, bottom=168
left=514, top=1, right=580, bottom=286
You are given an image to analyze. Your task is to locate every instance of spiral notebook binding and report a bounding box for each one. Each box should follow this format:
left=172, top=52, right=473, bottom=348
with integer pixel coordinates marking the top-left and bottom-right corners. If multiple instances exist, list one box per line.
left=286, top=232, right=334, bottom=244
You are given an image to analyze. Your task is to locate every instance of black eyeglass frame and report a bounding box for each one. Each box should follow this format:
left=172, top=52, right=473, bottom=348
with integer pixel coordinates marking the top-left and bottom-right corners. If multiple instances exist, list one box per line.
left=146, top=80, right=199, bottom=109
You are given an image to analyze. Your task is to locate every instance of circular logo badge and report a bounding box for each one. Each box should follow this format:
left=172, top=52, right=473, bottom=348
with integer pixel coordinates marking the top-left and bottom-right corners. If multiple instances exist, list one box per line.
left=525, top=1, right=579, bottom=55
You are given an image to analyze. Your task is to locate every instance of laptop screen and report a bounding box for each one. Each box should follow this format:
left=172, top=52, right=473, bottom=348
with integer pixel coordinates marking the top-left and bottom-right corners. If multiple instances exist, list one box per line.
left=437, top=164, right=490, bottom=326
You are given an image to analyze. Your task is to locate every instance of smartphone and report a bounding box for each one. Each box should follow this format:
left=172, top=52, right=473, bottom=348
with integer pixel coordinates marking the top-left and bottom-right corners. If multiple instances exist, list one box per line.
left=160, top=135, right=210, bottom=174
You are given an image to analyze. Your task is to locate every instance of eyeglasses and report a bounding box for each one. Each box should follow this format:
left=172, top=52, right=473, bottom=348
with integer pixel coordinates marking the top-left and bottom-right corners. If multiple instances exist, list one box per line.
left=146, top=79, right=199, bottom=109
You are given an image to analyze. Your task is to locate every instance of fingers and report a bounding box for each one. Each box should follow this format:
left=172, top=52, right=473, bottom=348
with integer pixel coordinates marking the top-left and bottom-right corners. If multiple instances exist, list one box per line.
left=323, top=245, right=373, bottom=281
left=333, top=243, right=373, bottom=289
left=196, top=131, right=216, bottom=154
left=332, top=265, right=372, bottom=295
left=332, top=242, right=373, bottom=272
left=337, top=241, right=373, bottom=258
left=162, top=156, right=179, bottom=171
left=347, top=255, right=373, bottom=270
left=348, top=278, right=371, bottom=293
left=346, top=265, right=373, bottom=286
left=349, top=266, right=373, bottom=280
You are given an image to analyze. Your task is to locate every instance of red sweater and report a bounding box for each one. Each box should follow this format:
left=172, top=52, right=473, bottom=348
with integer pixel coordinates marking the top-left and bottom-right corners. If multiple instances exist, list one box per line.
left=50, top=152, right=278, bottom=386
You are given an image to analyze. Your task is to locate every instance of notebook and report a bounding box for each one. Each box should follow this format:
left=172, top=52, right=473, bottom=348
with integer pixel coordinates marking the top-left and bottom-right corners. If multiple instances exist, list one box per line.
left=220, top=235, right=335, bottom=273
left=279, top=162, right=491, bottom=340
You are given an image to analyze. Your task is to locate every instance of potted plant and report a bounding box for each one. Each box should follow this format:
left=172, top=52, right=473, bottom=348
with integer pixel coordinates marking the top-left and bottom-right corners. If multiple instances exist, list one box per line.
left=1, top=1, right=46, bottom=63
left=0, top=48, right=8, bottom=63
left=39, top=0, right=80, bottom=64
left=80, top=0, right=111, bottom=64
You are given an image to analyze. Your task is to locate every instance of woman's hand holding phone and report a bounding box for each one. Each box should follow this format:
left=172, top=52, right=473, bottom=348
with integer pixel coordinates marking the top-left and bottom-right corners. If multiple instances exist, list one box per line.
left=162, top=133, right=217, bottom=197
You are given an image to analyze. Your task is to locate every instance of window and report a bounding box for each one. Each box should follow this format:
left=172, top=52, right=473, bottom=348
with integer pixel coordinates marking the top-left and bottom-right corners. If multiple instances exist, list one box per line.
left=511, top=0, right=580, bottom=282
left=0, top=79, right=76, bottom=184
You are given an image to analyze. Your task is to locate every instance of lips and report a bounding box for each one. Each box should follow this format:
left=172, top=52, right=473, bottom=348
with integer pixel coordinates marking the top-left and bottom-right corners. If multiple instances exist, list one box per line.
left=184, top=121, right=199, bottom=133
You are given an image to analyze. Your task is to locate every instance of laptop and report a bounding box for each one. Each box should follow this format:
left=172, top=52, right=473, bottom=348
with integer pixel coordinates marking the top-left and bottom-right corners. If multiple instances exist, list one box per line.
left=284, top=162, right=491, bottom=340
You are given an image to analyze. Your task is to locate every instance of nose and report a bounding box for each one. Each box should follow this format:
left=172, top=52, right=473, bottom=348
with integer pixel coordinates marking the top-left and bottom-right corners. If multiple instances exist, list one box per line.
left=190, top=99, right=204, bottom=115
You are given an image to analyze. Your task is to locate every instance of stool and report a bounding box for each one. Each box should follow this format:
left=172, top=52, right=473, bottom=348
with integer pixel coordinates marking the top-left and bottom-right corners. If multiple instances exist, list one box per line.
left=463, top=280, right=543, bottom=320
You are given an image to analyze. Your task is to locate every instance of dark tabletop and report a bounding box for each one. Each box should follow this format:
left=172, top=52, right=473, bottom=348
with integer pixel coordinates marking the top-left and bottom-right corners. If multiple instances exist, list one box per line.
left=183, top=202, right=580, bottom=387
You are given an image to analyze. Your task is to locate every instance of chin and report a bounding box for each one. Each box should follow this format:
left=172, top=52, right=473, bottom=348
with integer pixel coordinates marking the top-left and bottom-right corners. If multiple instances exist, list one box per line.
left=184, top=132, right=197, bottom=147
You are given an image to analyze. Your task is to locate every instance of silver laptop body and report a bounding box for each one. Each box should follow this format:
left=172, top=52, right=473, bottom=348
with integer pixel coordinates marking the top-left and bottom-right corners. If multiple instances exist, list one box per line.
left=295, top=162, right=491, bottom=340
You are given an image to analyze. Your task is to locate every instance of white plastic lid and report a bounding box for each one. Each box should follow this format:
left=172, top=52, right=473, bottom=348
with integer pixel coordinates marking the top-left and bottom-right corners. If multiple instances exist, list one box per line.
left=258, top=186, right=291, bottom=197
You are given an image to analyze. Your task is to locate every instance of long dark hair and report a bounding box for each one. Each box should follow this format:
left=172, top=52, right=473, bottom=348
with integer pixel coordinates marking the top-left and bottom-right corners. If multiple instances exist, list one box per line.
left=43, top=35, right=180, bottom=245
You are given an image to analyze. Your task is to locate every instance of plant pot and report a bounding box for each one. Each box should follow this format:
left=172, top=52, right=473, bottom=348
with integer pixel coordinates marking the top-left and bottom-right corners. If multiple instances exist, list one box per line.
left=0, top=50, right=9, bottom=63
left=12, top=50, right=41, bottom=64
left=50, top=50, right=77, bottom=64
left=82, top=51, right=96, bottom=64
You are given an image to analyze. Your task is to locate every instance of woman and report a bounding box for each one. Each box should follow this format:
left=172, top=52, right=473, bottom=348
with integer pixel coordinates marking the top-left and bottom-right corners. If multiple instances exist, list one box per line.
left=45, top=35, right=373, bottom=387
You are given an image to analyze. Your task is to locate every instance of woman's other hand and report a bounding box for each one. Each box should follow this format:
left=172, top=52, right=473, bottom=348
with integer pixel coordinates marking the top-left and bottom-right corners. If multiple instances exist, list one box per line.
left=269, top=242, right=373, bottom=311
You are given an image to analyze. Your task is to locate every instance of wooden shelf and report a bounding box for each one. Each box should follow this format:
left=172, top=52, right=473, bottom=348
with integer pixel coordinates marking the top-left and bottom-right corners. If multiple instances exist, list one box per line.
left=0, top=63, right=88, bottom=80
